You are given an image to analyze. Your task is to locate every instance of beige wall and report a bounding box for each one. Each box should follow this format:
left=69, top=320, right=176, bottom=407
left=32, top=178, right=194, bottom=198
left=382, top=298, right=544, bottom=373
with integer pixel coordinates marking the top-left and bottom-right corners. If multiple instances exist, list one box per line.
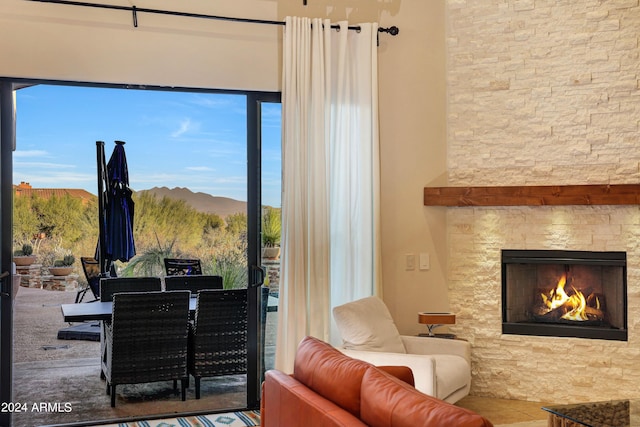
left=0, top=1, right=281, bottom=89
left=0, top=1, right=450, bottom=334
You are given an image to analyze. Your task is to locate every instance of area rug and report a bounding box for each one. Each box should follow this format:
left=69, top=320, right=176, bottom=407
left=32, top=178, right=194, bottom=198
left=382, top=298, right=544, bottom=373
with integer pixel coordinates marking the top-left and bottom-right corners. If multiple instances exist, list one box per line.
left=95, top=410, right=260, bottom=427
left=495, top=421, right=546, bottom=427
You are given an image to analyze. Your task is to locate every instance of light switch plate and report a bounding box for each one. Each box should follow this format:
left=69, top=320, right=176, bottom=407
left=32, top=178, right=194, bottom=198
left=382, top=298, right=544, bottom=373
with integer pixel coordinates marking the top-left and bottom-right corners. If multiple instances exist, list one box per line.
left=419, top=253, right=430, bottom=270
left=405, top=254, right=415, bottom=270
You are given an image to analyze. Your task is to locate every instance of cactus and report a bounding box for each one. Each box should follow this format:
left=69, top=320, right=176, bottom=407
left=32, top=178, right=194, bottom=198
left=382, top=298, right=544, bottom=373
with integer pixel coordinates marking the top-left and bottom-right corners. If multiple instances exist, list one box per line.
left=54, top=254, right=75, bottom=267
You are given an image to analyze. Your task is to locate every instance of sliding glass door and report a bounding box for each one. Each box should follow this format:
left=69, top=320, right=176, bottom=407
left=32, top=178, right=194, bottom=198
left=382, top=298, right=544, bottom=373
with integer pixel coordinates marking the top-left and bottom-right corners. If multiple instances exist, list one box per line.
left=0, top=79, right=280, bottom=426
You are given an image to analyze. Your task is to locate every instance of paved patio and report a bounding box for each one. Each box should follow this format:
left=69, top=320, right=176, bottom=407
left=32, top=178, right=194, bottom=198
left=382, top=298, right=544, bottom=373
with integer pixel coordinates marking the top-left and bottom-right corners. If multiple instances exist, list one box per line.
left=11, top=285, right=276, bottom=427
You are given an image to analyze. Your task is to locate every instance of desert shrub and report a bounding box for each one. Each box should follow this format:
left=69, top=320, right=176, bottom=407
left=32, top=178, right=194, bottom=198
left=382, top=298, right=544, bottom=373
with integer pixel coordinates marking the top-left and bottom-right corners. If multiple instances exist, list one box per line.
left=262, top=207, right=281, bottom=247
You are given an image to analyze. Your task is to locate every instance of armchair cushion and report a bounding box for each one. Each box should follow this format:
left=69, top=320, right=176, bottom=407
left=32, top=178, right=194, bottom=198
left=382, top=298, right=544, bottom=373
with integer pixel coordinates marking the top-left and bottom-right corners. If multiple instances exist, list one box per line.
left=333, top=296, right=406, bottom=353
left=333, top=297, right=472, bottom=403
left=339, top=347, right=469, bottom=402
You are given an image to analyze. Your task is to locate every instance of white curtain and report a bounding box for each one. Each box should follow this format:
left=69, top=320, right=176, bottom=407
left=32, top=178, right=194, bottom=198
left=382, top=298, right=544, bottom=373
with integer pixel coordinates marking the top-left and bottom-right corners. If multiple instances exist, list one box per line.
left=275, top=16, right=381, bottom=373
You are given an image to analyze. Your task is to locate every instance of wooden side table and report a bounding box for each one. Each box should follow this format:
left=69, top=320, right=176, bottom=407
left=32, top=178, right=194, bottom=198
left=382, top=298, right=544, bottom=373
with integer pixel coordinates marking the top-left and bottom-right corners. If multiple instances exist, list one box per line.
left=418, top=312, right=456, bottom=338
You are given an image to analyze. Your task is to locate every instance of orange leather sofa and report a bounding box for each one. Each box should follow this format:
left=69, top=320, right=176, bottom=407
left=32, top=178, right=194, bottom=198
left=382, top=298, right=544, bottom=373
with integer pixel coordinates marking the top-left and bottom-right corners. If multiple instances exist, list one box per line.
left=261, top=336, right=493, bottom=427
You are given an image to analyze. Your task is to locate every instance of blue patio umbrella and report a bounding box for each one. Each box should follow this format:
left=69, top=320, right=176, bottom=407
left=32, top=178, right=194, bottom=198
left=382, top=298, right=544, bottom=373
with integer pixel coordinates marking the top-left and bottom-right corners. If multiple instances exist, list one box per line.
left=105, top=140, right=136, bottom=263
left=96, top=140, right=136, bottom=276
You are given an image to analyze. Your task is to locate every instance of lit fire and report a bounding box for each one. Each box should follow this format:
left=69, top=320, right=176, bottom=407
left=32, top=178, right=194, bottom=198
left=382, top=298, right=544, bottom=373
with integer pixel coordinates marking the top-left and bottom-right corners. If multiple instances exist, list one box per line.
left=540, top=274, right=600, bottom=322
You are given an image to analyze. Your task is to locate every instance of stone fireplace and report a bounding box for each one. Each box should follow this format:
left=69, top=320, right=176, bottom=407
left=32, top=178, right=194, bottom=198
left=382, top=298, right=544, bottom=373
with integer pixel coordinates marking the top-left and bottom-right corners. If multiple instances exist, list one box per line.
left=442, top=0, right=640, bottom=405
left=445, top=207, right=640, bottom=403
left=501, top=249, right=627, bottom=341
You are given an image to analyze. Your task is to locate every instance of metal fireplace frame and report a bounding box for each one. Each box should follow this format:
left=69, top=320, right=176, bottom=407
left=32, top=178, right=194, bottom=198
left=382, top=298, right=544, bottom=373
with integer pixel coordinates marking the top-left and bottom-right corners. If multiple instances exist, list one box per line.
left=501, top=249, right=628, bottom=341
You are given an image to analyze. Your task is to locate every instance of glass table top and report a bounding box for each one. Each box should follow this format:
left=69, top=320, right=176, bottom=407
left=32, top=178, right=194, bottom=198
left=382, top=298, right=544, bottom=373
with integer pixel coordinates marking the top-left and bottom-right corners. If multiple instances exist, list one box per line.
left=542, top=399, right=640, bottom=427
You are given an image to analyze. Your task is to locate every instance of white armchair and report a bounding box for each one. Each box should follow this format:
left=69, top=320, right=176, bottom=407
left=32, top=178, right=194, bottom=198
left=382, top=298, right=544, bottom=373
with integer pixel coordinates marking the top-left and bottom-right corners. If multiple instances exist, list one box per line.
left=333, top=297, right=471, bottom=404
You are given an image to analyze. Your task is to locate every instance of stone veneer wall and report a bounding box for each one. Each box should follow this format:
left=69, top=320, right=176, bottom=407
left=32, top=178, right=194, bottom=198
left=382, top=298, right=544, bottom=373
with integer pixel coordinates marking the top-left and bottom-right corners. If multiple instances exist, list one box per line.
left=445, top=1, right=640, bottom=402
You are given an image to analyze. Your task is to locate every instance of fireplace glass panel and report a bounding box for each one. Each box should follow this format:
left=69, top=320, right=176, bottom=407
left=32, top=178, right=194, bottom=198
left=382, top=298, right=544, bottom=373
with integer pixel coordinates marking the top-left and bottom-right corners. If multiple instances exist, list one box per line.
left=502, top=250, right=627, bottom=341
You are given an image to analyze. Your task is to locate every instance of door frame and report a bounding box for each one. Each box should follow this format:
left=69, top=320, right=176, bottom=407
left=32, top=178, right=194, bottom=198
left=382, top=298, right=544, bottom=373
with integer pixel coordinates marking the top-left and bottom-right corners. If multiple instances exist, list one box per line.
left=0, top=77, right=280, bottom=425
left=246, top=92, right=280, bottom=408
left=0, top=80, right=16, bottom=427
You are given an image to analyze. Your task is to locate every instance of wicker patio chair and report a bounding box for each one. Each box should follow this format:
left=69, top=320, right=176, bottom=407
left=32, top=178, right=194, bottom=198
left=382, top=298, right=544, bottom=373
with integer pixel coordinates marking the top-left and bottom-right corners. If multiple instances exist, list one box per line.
left=99, top=276, right=162, bottom=302
left=188, top=289, right=248, bottom=399
left=98, top=277, right=164, bottom=380
left=102, top=290, right=190, bottom=407
left=165, top=275, right=223, bottom=293
left=164, top=258, right=202, bottom=276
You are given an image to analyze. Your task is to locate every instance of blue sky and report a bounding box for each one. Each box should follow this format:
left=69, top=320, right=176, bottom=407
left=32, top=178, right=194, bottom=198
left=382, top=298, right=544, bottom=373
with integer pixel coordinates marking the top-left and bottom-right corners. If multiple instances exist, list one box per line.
left=14, top=85, right=282, bottom=207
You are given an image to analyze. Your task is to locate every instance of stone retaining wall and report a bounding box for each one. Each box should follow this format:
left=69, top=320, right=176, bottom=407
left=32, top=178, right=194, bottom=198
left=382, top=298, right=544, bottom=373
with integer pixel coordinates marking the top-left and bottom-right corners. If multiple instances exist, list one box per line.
left=16, top=264, right=42, bottom=289
left=16, top=264, right=79, bottom=291
left=41, top=275, right=79, bottom=292
left=263, top=258, right=281, bottom=295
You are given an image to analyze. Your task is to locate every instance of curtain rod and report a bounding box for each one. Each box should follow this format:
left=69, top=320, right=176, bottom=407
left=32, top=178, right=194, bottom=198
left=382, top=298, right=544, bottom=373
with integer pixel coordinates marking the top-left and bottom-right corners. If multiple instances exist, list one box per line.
left=29, top=0, right=399, bottom=36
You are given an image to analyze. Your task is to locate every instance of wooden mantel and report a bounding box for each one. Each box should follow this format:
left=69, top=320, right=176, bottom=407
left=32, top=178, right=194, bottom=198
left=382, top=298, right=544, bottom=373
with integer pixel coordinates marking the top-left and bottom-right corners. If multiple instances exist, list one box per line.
left=423, top=184, right=640, bottom=207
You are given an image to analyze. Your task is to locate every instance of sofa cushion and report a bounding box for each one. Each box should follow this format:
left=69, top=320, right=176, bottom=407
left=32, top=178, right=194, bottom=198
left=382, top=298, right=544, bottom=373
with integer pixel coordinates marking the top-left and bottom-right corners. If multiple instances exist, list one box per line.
left=360, top=367, right=493, bottom=427
left=294, top=336, right=373, bottom=418
left=262, top=370, right=368, bottom=427
left=333, top=296, right=406, bottom=353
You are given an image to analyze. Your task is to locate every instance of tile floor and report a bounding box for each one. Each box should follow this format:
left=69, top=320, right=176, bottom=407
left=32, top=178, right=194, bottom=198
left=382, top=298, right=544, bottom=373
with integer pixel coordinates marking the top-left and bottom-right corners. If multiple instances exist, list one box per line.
left=456, top=395, right=551, bottom=426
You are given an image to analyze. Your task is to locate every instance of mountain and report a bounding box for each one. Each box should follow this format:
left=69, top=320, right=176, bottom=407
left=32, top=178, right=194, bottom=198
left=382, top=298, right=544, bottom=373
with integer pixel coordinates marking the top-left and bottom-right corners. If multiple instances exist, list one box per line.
left=138, top=187, right=247, bottom=218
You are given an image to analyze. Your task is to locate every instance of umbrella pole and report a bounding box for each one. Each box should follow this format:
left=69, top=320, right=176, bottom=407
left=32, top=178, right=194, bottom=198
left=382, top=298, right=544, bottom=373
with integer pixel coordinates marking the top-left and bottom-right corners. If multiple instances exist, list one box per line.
left=96, top=141, right=109, bottom=277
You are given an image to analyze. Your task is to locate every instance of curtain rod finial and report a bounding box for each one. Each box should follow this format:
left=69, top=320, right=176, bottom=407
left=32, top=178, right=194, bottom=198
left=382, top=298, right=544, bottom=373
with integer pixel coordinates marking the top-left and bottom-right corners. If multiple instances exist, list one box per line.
left=379, top=26, right=399, bottom=36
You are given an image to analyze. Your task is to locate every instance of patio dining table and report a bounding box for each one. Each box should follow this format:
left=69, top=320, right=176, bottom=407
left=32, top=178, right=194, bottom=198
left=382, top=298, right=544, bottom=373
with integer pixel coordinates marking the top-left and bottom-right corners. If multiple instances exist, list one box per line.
left=60, top=294, right=279, bottom=322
